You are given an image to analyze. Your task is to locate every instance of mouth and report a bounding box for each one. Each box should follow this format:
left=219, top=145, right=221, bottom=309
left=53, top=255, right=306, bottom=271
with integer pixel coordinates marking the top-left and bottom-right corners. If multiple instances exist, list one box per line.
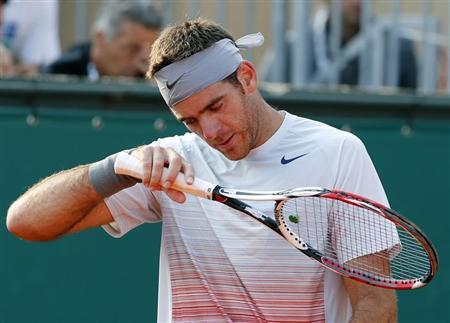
left=216, top=134, right=235, bottom=150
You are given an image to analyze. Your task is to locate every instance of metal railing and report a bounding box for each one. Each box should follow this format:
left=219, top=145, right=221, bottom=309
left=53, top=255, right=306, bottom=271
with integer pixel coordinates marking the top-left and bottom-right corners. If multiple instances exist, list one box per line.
left=70, top=0, right=450, bottom=95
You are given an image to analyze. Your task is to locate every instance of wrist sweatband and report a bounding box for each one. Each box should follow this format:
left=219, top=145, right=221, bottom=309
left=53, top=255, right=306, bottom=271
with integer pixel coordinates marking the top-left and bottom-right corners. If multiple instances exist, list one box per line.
left=89, top=151, right=138, bottom=197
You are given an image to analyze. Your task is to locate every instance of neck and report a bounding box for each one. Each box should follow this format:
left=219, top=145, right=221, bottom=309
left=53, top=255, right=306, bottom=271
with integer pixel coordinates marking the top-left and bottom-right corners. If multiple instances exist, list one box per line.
left=90, top=45, right=108, bottom=76
left=90, top=46, right=100, bottom=72
left=253, top=100, right=284, bottom=148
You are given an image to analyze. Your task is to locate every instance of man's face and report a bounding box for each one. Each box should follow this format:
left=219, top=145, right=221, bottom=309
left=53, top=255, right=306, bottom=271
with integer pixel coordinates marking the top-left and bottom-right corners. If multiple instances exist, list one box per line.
left=95, top=21, right=159, bottom=77
left=171, top=80, right=258, bottom=161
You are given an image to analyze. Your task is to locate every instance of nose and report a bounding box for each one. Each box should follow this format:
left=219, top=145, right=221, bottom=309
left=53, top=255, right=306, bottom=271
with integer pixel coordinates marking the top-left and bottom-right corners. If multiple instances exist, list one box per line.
left=200, top=117, right=222, bottom=141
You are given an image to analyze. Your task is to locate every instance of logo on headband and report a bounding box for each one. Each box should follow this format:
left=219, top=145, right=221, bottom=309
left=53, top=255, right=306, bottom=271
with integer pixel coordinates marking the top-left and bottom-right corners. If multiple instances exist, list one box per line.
left=166, top=75, right=183, bottom=90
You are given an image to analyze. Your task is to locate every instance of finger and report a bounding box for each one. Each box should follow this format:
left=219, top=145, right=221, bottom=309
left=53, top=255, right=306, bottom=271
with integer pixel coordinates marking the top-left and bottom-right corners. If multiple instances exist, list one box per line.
left=181, top=161, right=195, bottom=185
left=164, top=189, right=186, bottom=204
left=162, top=148, right=183, bottom=189
left=149, top=146, right=166, bottom=188
left=136, top=146, right=154, bottom=188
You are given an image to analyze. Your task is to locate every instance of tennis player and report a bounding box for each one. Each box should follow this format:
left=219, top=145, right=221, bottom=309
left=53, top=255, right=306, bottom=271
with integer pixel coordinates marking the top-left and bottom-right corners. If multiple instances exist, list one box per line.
left=7, top=18, right=397, bottom=322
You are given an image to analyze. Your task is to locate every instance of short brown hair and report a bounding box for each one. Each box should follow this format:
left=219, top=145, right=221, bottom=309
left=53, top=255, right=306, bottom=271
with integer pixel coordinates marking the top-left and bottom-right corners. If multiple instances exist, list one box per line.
left=147, top=17, right=235, bottom=78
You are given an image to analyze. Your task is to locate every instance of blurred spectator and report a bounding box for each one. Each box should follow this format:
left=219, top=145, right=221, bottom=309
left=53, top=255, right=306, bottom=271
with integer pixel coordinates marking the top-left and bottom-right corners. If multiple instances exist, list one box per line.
left=0, top=0, right=5, bottom=26
left=312, top=0, right=417, bottom=89
left=43, top=1, right=162, bottom=80
left=261, top=0, right=417, bottom=90
left=1, top=0, right=14, bottom=76
left=0, top=42, right=14, bottom=76
left=437, top=48, right=448, bottom=93
left=1, top=0, right=60, bottom=76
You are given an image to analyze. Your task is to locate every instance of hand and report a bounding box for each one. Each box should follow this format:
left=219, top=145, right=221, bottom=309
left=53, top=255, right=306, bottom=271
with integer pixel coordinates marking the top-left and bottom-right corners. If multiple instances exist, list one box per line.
left=131, top=145, right=194, bottom=203
left=0, top=43, right=17, bottom=77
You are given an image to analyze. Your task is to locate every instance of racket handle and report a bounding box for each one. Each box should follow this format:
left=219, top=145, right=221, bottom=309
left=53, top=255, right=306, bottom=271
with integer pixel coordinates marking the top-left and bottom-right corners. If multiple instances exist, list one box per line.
left=114, top=151, right=216, bottom=200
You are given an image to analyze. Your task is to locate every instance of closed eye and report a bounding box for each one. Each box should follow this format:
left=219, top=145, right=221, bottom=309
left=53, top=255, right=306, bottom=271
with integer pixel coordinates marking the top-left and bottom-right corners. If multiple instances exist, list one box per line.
left=209, top=101, right=223, bottom=112
left=177, top=95, right=224, bottom=126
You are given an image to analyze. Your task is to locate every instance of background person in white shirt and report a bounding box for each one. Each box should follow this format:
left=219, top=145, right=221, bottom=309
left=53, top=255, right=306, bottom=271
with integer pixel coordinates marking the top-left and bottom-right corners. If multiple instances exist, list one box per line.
left=1, top=0, right=60, bottom=75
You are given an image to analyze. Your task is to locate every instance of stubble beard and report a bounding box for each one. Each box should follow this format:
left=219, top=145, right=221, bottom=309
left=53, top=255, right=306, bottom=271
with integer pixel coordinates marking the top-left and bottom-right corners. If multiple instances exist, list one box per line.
left=225, top=97, right=258, bottom=161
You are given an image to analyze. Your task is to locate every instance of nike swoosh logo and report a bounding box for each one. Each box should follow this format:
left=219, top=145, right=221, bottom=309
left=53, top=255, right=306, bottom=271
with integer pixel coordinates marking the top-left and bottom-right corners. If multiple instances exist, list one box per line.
left=166, top=75, right=183, bottom=90
left=281, top=153, right=308, bottom=165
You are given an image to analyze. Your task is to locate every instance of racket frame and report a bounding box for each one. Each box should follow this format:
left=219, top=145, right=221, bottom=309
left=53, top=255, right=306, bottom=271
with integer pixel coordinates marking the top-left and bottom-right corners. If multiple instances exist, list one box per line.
left=274, top=189, right=439, bottom=290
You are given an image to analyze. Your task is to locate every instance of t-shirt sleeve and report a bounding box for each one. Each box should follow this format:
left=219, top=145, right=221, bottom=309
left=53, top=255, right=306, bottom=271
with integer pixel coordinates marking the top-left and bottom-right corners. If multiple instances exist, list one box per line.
left=330, top=133, right=400, bottom=263
left=333, top=133, right=388, bottom=205
left=102, top=183, right=162, bottom=238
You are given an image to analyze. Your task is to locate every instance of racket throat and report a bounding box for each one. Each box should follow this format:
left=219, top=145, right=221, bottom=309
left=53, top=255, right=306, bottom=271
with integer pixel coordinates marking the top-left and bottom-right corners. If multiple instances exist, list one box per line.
left=212, top=188, right=280, bottom=232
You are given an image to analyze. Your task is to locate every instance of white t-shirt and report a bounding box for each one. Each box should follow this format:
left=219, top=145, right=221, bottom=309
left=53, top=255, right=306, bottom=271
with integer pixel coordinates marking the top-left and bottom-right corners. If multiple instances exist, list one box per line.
left=103, top=112, right=389, bottom=322
left=2, top=0, right=60, bottom=65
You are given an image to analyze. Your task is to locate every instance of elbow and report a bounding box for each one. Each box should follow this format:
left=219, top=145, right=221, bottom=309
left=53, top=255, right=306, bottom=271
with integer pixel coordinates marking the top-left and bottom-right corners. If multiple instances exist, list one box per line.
left=6, top=202, right=54, bottom=242
left=6, top=202, right=24, bottom=238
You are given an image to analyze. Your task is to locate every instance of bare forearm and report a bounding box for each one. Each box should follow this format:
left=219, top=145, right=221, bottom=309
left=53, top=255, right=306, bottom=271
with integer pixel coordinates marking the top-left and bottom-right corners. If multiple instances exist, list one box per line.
left=350, top=292, right=397, bottom=323
left=6, top=147, right=192, bottom=241
left=345, top=277, right=398, bottom=323
left=6, top=165, right=103, bottom=241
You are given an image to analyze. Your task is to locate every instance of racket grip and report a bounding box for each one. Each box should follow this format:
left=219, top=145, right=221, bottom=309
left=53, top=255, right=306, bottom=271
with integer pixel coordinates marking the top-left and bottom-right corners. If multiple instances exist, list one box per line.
left=114, top=152, right=216, bottom=200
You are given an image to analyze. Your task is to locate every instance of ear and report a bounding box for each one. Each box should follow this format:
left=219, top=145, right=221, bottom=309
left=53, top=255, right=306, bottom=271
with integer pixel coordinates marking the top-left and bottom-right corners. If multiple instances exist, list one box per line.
left=236, top=61, right=258, bottom=94
left=93, top=31, right=106, bottom=49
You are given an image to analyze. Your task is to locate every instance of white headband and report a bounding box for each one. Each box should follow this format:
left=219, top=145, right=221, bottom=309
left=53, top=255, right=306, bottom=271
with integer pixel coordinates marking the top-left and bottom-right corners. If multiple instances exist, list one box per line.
left=154, top=32, right=264, bottom=107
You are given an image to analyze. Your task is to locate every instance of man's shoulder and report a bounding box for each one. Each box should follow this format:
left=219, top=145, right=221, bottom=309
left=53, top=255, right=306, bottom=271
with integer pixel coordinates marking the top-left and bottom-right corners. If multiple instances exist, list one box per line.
left=43, top=42, right=91, bottom=75
left=288, top=114, right=350, bottom=138
left=287, top=114, right=362, bottom=151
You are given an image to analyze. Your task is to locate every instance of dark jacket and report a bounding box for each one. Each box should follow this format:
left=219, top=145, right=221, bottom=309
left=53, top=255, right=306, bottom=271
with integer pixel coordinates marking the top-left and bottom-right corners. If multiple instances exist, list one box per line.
left=43, top=42, right=91, bottom=76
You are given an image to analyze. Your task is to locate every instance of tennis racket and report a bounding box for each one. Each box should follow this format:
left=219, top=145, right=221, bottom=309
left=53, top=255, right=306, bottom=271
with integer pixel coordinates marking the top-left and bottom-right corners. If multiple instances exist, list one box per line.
left=114, top=152, right=438, bottom=290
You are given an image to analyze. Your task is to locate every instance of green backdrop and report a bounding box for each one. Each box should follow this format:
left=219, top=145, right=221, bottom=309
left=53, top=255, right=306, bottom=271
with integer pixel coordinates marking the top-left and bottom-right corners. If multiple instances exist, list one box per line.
left=1, top=78, right=448, bottom=322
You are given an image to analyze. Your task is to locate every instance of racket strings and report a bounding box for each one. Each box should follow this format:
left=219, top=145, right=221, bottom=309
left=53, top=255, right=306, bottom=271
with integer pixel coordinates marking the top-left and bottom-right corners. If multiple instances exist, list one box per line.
left=327, top=203, right=430, bottom=276
left=280, top=197, right=431, bottom=282
left=328, top=204, right=429, bottom=280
